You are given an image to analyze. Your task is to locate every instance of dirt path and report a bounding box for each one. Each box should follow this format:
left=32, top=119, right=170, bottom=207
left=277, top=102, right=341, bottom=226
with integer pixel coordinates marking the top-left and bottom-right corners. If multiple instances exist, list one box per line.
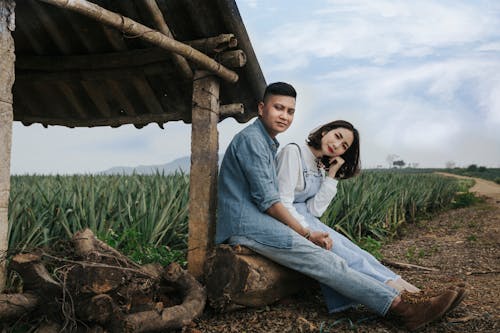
left=436, top=172, right=500, bottom=201
left=193, top=175, right=500, bottom=333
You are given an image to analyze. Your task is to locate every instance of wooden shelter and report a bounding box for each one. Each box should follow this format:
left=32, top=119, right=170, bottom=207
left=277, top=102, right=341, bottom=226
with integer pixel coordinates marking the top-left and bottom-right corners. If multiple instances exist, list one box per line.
left=0, top=0, right=266, bottom=290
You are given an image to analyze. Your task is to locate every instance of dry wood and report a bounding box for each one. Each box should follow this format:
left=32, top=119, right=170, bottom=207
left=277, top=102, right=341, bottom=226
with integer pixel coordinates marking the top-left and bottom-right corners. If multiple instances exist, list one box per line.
left=205, top=245, right=313, bottom=312
left=75, top=294, right=116, bottom=325
left=38, top=0, right=238, bottom=83
left=34, top=321, right=62, bottom=333
left=121, top=263, right=206, bottom=333
left=465, top=270, right=500, bottom=275
left=142, top=0, right=192, bottom=79
left=217, top=50, right=247, bottom=68
left=381, top=258, right=440, bottom=272
left=4, top=229, right=206, bottom=331
left=8, top=254, right=63, bottom=321
left=73, top=228, right=142, bottom=270
left=219, top=103, right=244, bottom=116
left=447, top=315, right=475, bottom=323
left=9, top=253, right=62, bottom=298
left=187, top=70, right=220, bottom=280
left=0, top=292, right=38, bottom=321
left=0, top=0, right=15, bottom=292
left=186, top=34, right=237, bottom=54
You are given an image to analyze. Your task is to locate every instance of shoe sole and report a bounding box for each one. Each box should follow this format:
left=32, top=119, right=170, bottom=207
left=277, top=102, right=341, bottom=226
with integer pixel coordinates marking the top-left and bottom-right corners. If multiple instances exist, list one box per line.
left=446, top=287, right=467, bottom=313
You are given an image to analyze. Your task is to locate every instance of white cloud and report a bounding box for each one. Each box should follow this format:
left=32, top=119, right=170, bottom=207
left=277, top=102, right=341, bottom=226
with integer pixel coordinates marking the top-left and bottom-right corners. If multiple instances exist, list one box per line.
left=257, top=0, right=500, bottom=70
left=302, top=55, right=500, bottom=167
left=477, top=42, right=500, bottom=52
left=239, top=0, right=259, bottom=9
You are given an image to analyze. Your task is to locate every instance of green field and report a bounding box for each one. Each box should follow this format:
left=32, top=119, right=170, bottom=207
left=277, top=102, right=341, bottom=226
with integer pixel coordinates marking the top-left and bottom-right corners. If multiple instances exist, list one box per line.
left=7, top=171, right=468, bottom=266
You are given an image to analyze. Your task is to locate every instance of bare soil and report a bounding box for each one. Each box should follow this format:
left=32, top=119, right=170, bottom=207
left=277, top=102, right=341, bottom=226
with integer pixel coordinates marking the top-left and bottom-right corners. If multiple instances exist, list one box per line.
left=191, top=176, right=500, bottom=333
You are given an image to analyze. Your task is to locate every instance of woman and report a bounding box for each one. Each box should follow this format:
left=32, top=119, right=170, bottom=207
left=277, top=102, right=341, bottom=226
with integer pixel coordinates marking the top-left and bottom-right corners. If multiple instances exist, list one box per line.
left=276, top=120, right=419, bottom=313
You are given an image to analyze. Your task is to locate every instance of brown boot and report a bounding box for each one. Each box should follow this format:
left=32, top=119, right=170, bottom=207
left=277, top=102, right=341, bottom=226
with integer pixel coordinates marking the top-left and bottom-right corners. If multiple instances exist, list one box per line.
left=391, top=289, right=458, bottom=331
left=446, top=286, right=467, bottom=313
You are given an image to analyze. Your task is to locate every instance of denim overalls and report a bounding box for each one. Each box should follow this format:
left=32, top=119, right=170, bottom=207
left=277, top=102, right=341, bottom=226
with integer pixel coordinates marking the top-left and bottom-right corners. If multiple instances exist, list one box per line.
left=291, top=144, right=400, bottom=313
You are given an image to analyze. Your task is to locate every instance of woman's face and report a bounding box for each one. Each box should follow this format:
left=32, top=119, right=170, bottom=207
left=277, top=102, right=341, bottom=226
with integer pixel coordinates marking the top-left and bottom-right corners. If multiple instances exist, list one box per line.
left=321, top=127, right=354, bottom=157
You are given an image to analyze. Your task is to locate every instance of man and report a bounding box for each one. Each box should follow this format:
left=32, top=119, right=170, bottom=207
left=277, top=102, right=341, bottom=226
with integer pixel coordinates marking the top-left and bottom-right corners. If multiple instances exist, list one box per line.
left=216, top=82, right=460, bottom=331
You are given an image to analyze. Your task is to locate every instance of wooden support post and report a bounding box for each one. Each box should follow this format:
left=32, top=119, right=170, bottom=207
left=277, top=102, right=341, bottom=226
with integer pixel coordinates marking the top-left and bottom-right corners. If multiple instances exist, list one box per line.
left=188, top=71, right=220, bottom=280
left=0, top=0, right=15, bottom=292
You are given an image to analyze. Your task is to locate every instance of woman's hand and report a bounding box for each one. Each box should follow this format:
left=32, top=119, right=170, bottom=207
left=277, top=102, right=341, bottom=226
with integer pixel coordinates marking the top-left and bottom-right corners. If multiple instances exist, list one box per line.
left=309, top=231, right=333, bottom=250
left=327, top=156, right=345, bottom=179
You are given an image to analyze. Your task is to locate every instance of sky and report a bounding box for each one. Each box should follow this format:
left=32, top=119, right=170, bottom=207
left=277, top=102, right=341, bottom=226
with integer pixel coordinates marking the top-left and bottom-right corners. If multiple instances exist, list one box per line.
left=10, top=0, right=500, bottom=174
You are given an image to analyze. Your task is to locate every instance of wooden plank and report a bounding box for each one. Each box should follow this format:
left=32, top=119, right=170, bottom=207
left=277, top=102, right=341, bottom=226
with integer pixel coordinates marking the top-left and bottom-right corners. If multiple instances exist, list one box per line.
left=187, top=71, right=220, bottom=280
left=0, top=0, right=15, bottom=292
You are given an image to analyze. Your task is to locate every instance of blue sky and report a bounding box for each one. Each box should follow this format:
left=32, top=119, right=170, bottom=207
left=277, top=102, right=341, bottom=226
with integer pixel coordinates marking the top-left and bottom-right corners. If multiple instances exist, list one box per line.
left=11, top=0, right=500, bottom=174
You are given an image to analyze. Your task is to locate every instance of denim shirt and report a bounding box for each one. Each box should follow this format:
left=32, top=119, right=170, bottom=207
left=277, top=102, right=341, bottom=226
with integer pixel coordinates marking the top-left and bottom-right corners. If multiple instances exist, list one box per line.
left=216, top=119, right=294, bottom=248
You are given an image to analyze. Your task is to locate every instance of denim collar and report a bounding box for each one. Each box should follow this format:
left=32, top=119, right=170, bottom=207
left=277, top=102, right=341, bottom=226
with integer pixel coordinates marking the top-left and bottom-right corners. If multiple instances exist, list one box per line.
left=255, top=118, right=280, bottom=152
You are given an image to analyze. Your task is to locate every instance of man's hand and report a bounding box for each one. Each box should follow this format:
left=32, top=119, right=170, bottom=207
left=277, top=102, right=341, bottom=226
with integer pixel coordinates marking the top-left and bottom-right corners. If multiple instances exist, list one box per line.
left=310, top=231, right=333, bottom=250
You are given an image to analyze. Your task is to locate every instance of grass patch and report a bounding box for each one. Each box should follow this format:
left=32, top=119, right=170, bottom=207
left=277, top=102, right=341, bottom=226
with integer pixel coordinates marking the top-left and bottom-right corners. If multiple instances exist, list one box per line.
left=452, top=192, right=480, bottom=208
left=358, top=236, right=383, bottom=260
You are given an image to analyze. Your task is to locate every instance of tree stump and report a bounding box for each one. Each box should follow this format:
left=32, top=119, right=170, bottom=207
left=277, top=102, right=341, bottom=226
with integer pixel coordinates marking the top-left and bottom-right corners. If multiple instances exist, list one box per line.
left=205, top=245, right=313, bottom=312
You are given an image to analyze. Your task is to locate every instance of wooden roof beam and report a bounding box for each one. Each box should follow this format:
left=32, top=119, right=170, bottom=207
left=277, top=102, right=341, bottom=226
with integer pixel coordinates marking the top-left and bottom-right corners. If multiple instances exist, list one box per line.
left=185, top=34, right=237, bottom=54
left=17, top=46, right=247, bottom=72
left=142, top=0, right=192, bottom=80
left=38, top=0, right=238, bottom=83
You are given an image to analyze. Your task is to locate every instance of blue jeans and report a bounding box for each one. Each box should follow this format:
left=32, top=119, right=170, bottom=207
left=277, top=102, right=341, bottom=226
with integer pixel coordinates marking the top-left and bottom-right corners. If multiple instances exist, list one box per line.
left=228, top=234, right=399, bottom=316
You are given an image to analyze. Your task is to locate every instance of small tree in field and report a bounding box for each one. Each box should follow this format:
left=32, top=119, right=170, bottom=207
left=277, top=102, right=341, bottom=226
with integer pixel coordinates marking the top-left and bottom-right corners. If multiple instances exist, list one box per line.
left=467, top=164, right=478, bottom=171
left=393, top=160, right=406, bottom=168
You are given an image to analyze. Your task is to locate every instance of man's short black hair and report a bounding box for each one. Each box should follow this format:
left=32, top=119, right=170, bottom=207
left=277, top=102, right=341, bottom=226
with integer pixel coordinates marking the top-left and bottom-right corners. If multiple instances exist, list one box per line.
left=263, top=82, right=296, bottom=102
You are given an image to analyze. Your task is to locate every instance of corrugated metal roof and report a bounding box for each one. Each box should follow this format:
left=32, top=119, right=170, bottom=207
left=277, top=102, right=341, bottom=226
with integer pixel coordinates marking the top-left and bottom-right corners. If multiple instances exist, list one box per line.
left=12, top=0, right=266, bottom=128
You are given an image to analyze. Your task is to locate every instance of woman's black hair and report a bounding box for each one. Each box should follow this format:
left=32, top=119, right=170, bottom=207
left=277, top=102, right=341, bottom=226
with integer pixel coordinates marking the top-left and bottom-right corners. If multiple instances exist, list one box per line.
left=307, top=120, right=361, bottom=179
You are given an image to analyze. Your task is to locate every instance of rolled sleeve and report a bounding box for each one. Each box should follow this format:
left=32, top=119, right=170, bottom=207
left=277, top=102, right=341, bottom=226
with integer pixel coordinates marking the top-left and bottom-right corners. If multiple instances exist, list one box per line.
left=235, top=134, right=280, bottom=212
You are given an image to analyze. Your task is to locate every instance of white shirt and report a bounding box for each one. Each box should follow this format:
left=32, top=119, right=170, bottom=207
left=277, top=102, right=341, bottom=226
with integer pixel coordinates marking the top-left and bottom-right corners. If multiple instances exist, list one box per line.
left=276, top=144, right=338, bottom=227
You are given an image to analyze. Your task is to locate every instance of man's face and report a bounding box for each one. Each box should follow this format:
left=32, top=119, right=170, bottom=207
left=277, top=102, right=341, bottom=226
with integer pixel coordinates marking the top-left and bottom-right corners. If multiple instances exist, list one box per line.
left=258, top=94, right=296, bottom=138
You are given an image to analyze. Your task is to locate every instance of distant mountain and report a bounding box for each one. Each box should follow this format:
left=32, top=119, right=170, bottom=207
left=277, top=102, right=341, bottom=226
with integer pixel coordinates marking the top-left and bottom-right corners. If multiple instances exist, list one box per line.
left=101, top=155, right=223, bottom=175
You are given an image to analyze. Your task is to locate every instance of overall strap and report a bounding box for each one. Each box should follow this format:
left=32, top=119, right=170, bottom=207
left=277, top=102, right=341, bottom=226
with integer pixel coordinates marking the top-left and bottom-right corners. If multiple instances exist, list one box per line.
left=287, top=143, right=308, bottom=184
